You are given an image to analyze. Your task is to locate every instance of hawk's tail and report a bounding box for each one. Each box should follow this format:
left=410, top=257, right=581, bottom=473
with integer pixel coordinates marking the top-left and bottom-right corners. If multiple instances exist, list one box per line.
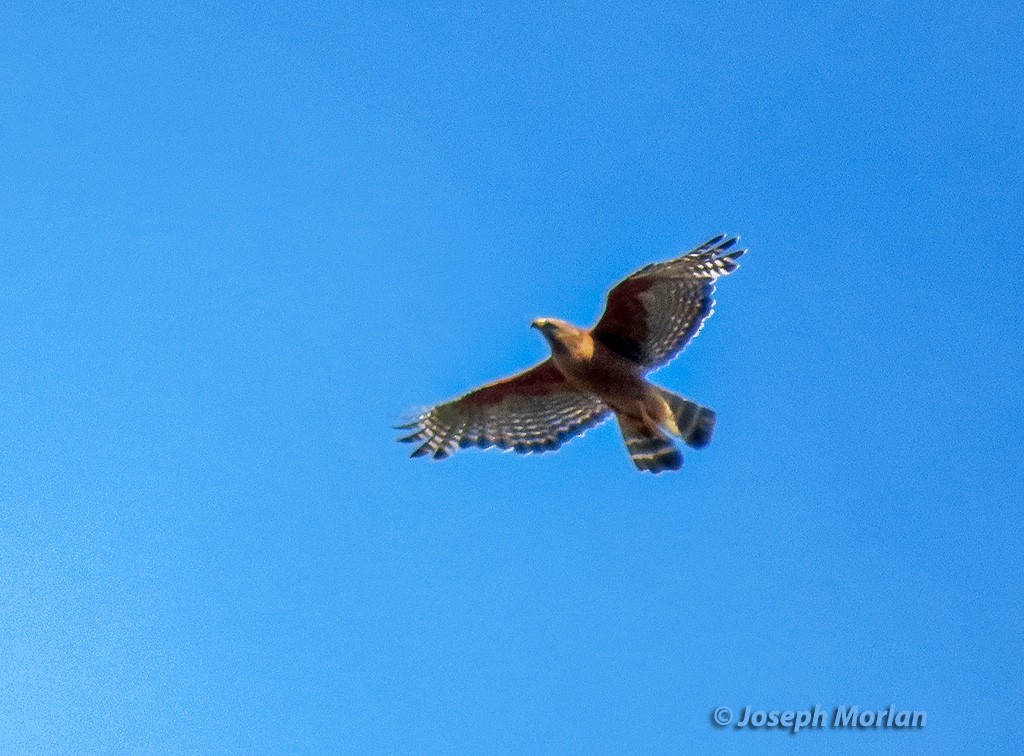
left=617, top=416, right=682, bottom=474
left=658, top=388, right=716, bottom=449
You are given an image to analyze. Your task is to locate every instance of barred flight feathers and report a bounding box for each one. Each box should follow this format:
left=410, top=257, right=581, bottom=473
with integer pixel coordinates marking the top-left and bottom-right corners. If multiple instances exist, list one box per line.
left=592, top=234, right=746, bottom=370
left=397, top=360, right=610, bottom=460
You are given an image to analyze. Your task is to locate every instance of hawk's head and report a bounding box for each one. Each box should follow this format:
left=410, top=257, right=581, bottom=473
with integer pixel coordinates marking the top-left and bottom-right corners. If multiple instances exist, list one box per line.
left=531, top=318, right=584, bottom=355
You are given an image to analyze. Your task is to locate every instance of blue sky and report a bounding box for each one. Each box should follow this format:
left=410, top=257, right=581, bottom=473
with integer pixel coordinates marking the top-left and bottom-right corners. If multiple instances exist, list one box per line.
left=2, top=1, right=1022, bottom=753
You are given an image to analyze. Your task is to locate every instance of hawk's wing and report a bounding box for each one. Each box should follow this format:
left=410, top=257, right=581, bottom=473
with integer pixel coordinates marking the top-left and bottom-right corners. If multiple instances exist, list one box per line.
left=397, top=360, right=610, bottom=459
left=591, top=234, right=746, bottom=370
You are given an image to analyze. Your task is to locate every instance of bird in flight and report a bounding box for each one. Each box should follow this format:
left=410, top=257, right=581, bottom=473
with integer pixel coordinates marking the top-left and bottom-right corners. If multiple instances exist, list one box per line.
left=397, top=234, right=746, bottom=473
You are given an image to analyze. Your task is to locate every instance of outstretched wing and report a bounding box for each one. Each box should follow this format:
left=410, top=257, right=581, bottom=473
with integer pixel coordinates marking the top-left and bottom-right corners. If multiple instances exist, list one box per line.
left=591, top=234, right=746, bottom=370
left=397, top=360, right=609, bottom=459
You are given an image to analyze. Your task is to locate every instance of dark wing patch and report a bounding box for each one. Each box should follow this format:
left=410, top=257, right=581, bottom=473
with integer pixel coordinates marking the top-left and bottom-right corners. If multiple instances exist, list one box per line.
left=397, top=360, right=610, bottom=459
left=592, top=234, right=746, bottom=370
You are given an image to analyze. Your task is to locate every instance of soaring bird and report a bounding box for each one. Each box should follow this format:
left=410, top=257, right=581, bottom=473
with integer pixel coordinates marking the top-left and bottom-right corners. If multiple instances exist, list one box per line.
left=397, top=234, right=746, bottom=472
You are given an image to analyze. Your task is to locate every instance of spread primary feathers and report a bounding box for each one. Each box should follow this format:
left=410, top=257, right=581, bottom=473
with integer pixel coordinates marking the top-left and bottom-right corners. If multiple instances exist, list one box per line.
left=397, top=234, right=746, bottom=473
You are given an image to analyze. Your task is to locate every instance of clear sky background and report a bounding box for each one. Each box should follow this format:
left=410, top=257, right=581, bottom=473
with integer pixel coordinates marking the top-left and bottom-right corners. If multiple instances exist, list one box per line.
left=2, top=2, right=1022, bottom=754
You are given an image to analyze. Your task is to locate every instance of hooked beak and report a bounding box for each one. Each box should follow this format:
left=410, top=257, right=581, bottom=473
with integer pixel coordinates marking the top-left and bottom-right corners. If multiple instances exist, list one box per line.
left=531, top=318, right=548, bottom=331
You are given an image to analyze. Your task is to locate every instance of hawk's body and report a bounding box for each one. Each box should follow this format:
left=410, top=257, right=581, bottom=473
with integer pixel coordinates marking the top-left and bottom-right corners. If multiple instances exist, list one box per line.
left=398, top=234, right=746, bottom=473
left=541, top=324, right=673, bottom=436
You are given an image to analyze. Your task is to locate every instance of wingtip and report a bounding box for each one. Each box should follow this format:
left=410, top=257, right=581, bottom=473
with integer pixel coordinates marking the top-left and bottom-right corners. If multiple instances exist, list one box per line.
left=410, top=443, right=432, bottom=458
left=715, top=235, right=747, bottom=270
left=690, top=233, right=745, bottom=258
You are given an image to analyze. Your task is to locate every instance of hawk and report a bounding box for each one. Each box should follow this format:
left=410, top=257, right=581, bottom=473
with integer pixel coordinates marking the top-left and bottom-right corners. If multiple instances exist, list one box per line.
left=397, top=234, right=746, bottom=473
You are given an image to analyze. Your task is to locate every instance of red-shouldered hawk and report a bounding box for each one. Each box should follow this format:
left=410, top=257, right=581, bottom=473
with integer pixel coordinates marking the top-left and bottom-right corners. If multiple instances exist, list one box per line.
left=397, top=234, right=746, bottom=473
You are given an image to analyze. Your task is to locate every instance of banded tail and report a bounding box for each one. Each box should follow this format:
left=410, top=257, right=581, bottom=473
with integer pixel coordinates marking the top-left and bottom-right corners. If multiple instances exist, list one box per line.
left=659, top=388, right=716, bottom=449
left=617, top=417, right=682, bottom=473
